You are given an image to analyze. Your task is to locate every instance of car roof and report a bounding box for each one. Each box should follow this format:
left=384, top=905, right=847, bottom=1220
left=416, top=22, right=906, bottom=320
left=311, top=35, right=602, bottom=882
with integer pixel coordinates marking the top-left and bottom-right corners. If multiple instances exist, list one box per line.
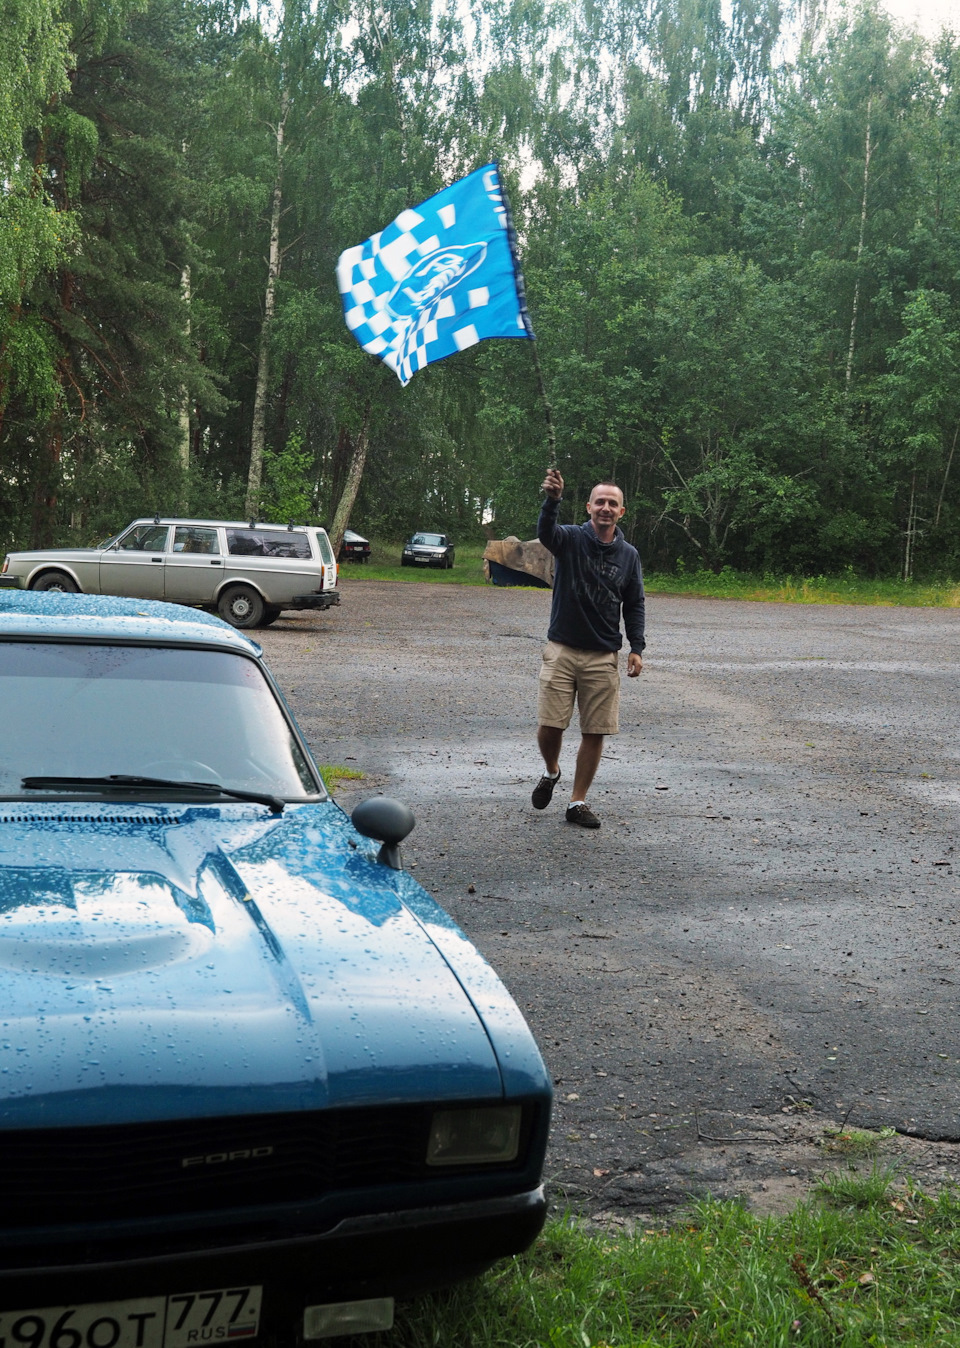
left=0, top=591, right=263, bottom=654
left=129, top=518, right=326, bottom=533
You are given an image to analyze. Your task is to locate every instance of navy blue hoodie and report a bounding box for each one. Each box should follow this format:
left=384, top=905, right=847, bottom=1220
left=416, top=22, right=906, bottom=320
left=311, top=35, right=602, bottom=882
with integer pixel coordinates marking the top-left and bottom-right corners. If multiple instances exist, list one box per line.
left=538, top=496, right=645, bottom=654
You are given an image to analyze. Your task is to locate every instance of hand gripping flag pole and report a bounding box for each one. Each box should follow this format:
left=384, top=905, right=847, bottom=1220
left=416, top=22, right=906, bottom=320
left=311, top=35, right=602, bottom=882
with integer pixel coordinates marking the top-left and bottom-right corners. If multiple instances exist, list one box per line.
left=336, top=162, right=557, bottom=468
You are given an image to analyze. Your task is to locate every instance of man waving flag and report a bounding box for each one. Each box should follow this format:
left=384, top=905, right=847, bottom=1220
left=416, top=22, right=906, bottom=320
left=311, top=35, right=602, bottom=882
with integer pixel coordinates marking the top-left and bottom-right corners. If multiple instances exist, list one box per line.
left=336, top=163, right=534, bottom=386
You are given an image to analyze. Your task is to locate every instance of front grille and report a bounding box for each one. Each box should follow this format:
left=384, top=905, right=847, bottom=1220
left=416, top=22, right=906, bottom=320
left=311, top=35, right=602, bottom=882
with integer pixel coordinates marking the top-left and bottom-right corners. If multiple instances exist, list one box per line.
left=1, top=1106, right=438, bottom=1228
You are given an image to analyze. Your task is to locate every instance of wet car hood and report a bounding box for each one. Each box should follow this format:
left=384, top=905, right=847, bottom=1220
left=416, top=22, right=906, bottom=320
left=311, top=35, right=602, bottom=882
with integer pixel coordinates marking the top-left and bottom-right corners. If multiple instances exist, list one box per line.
left=0, top=802, right=510, bottom=1127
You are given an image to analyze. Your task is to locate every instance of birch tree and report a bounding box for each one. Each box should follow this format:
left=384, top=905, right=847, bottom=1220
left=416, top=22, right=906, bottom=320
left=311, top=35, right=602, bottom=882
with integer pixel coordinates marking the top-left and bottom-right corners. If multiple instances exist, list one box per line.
left=246, top=86, right=290, bottom=517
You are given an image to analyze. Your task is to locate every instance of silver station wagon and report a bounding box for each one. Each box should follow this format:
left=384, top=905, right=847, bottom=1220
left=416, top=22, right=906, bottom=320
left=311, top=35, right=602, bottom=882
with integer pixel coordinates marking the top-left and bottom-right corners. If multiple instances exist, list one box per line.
left=0, top=518, right=341, bottom=628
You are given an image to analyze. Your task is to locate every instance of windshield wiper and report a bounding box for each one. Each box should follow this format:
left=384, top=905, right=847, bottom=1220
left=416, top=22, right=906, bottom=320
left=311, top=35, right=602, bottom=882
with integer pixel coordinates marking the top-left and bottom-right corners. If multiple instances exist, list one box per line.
left=21, top=774, right=285, bottom=815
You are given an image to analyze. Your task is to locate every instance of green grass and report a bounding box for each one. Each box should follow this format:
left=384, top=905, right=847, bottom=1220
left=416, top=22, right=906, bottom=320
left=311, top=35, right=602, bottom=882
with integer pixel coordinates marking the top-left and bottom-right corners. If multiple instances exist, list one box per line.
left=343, top=1176, right=960, bottom=1346
left=642, top=565, right=960, bottom=608
left=318, top=763, right=364, bottom=793
left=340, top=545, right=960, bottom=606
left=339, top=540, right=491, bottom=585
left=820, top=1126, right=898, bottom=1159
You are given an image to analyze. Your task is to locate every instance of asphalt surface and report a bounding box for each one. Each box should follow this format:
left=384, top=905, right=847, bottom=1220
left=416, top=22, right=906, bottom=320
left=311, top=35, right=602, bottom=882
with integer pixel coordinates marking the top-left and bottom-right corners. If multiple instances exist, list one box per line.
left=260, top=580, right=960, bottom=1216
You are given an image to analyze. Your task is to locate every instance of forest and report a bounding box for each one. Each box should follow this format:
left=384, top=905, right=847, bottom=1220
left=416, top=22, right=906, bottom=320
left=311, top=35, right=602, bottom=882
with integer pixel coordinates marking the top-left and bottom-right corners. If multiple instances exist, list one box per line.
left=2, top=0, right=959, bottom=577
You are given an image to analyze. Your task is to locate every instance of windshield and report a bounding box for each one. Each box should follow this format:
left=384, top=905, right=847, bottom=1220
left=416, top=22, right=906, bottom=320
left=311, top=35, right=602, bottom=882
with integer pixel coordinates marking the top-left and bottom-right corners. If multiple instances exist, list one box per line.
left=411, top=534, right=445, bottom=546
left=0, top=643, right=320, bottom=799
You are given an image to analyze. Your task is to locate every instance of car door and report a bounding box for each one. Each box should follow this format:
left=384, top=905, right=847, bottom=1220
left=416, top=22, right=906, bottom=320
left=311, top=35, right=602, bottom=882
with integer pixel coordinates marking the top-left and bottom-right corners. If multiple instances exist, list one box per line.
left=98, top=523, right=171, bottom=598
left=164, top=525, right=224, bottom=603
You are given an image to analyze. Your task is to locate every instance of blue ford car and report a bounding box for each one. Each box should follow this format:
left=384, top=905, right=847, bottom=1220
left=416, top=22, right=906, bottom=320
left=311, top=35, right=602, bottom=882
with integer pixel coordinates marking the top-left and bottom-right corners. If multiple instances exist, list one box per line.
left=0, top=592, right=551, bottom=1345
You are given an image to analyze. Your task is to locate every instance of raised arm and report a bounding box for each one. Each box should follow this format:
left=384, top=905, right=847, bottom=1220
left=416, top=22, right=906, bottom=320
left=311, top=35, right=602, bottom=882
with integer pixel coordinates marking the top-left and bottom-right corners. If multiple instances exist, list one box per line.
left=538, top=469, right=566, bottom=555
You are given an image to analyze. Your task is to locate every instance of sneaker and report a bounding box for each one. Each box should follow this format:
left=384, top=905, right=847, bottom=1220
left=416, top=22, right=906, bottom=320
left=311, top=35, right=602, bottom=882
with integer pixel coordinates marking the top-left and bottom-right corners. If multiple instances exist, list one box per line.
left=566, top=802, right=601, bottom=829
left=531, top=768, right=561, bottom=809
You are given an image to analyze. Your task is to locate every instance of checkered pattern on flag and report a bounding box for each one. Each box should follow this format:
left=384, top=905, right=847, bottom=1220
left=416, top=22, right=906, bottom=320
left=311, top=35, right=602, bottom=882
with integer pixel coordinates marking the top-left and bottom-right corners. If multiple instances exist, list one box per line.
left=336, top=163, right=534, bottom=386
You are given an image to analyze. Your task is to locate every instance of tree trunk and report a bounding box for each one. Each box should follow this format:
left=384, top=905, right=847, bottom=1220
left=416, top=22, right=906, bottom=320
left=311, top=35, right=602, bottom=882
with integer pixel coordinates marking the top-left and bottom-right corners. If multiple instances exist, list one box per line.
left=329, top=421, right=357, bottom=517
left=903, top=469, right=916, bottom=582
left=31, top=414, right=62, bottom=547
left=798, top=0, right=828, bottom=62
left=845, top=96, right=872, bottom=394
left=0, top=121, right=54, bottom=443
left=178, top=260, right=192, bottom=501
left=328, top=403, right=370, bottom=558
left=245, top=89, right=289, bottom=519
left=934, top=419, right=960, bottom=530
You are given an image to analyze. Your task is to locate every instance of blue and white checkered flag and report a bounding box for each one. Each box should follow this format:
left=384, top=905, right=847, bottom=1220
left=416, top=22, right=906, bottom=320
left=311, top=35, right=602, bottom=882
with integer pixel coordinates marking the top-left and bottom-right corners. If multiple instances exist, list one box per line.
left=336, top=163, right=534, bottom=386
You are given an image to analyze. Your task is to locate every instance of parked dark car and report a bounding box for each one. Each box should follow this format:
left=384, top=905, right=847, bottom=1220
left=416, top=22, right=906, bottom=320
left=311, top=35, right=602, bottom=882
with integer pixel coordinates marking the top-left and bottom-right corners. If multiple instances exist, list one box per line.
left=401, top=532, right=455, bottom=569
left=339, top=529, right=371, bottom=563
left=0, top=591, right=551, bottom=1345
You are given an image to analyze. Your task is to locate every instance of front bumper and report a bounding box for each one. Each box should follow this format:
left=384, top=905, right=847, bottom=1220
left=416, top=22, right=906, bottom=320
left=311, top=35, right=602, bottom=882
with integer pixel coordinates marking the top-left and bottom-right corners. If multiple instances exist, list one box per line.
left=289, top=592, right=341, bottom=610
left=0, top=1187, right=547, bottom=1335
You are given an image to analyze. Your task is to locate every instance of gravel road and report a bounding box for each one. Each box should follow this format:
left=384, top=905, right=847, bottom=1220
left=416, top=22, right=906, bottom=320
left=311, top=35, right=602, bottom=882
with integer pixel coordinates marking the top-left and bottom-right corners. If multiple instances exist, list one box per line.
left=259, top=580, right=960, bottom=1216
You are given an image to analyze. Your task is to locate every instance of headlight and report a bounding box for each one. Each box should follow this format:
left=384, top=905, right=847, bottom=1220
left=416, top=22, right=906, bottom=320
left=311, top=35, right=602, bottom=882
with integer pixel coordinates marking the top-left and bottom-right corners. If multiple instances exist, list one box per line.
left=426, top=1106, right=521, bottom=1166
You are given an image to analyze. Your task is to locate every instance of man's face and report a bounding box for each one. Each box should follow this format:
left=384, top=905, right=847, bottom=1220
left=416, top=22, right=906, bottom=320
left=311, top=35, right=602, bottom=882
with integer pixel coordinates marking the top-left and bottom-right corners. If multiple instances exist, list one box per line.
left=586, top=485, right=625, bottom=531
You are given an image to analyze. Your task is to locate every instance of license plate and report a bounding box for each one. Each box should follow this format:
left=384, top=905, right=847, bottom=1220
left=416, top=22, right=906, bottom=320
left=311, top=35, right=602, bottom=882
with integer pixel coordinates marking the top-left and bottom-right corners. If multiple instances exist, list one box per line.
left=0, top=1285, right=262, bottom=1348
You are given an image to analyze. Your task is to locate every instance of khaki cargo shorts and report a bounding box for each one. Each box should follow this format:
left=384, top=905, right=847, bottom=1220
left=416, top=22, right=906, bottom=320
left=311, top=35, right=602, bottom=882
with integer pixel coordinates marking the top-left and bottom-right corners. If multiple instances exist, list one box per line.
left=537, top=641, right=620, bottom=736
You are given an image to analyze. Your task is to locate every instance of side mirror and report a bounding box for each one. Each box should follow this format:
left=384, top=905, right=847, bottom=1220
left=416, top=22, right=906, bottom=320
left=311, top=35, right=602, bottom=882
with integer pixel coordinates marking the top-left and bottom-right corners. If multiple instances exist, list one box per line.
left=351, top=796, right=415, bottom=871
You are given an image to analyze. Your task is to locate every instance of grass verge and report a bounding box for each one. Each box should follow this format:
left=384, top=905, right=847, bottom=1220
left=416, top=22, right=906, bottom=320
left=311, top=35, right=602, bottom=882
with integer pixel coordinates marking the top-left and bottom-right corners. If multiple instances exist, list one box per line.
left=340, top=545, right=960, bottom=606
left=318, top=764, right=364, bottom=794
left=347, top=1175, right=960, bottom=1346
left=647, top=567, right=960, bottom=608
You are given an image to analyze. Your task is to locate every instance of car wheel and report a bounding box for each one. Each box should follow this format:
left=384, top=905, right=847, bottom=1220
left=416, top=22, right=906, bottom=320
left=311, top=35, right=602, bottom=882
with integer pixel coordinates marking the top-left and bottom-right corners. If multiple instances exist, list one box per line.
left=400, top=557, right=409, bottom=567
left=218, top=584, right=265, bottom=628
left=260, top=605, right=282, bottom=626
left=32, top=571, right=79, bottom=593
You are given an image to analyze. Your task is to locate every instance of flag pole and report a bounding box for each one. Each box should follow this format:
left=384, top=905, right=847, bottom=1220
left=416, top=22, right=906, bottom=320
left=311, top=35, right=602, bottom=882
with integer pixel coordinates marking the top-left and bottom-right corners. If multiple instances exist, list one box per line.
left=529, top=340, right=557, bottom=469
left=497, top=162, right=557, bottom=470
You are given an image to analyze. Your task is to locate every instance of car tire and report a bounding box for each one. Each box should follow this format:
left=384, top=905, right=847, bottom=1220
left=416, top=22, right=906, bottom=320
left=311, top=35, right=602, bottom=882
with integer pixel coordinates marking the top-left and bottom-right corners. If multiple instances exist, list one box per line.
left=32, top=571, right=79, bottom=593
left=218, top=584, right=265, bottom=628
left=400, top=557, right=409, bottom=567
left=260, top=605, right=282, bottom=626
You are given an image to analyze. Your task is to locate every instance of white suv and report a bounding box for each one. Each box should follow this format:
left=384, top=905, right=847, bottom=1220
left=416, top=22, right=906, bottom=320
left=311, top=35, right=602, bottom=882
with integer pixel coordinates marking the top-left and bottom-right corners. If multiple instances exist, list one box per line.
left=0, top=518, right=341, bottom=628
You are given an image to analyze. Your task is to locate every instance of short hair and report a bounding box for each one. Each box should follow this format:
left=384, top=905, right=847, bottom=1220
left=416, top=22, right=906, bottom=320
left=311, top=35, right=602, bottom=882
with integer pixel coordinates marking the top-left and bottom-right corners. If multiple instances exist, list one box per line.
left=589, top=481, right=624, bottom=500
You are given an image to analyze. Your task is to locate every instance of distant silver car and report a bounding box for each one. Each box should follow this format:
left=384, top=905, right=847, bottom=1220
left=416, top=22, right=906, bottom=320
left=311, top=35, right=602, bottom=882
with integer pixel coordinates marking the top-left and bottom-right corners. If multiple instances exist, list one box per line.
left=0, top=518, right=341, bottom=628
